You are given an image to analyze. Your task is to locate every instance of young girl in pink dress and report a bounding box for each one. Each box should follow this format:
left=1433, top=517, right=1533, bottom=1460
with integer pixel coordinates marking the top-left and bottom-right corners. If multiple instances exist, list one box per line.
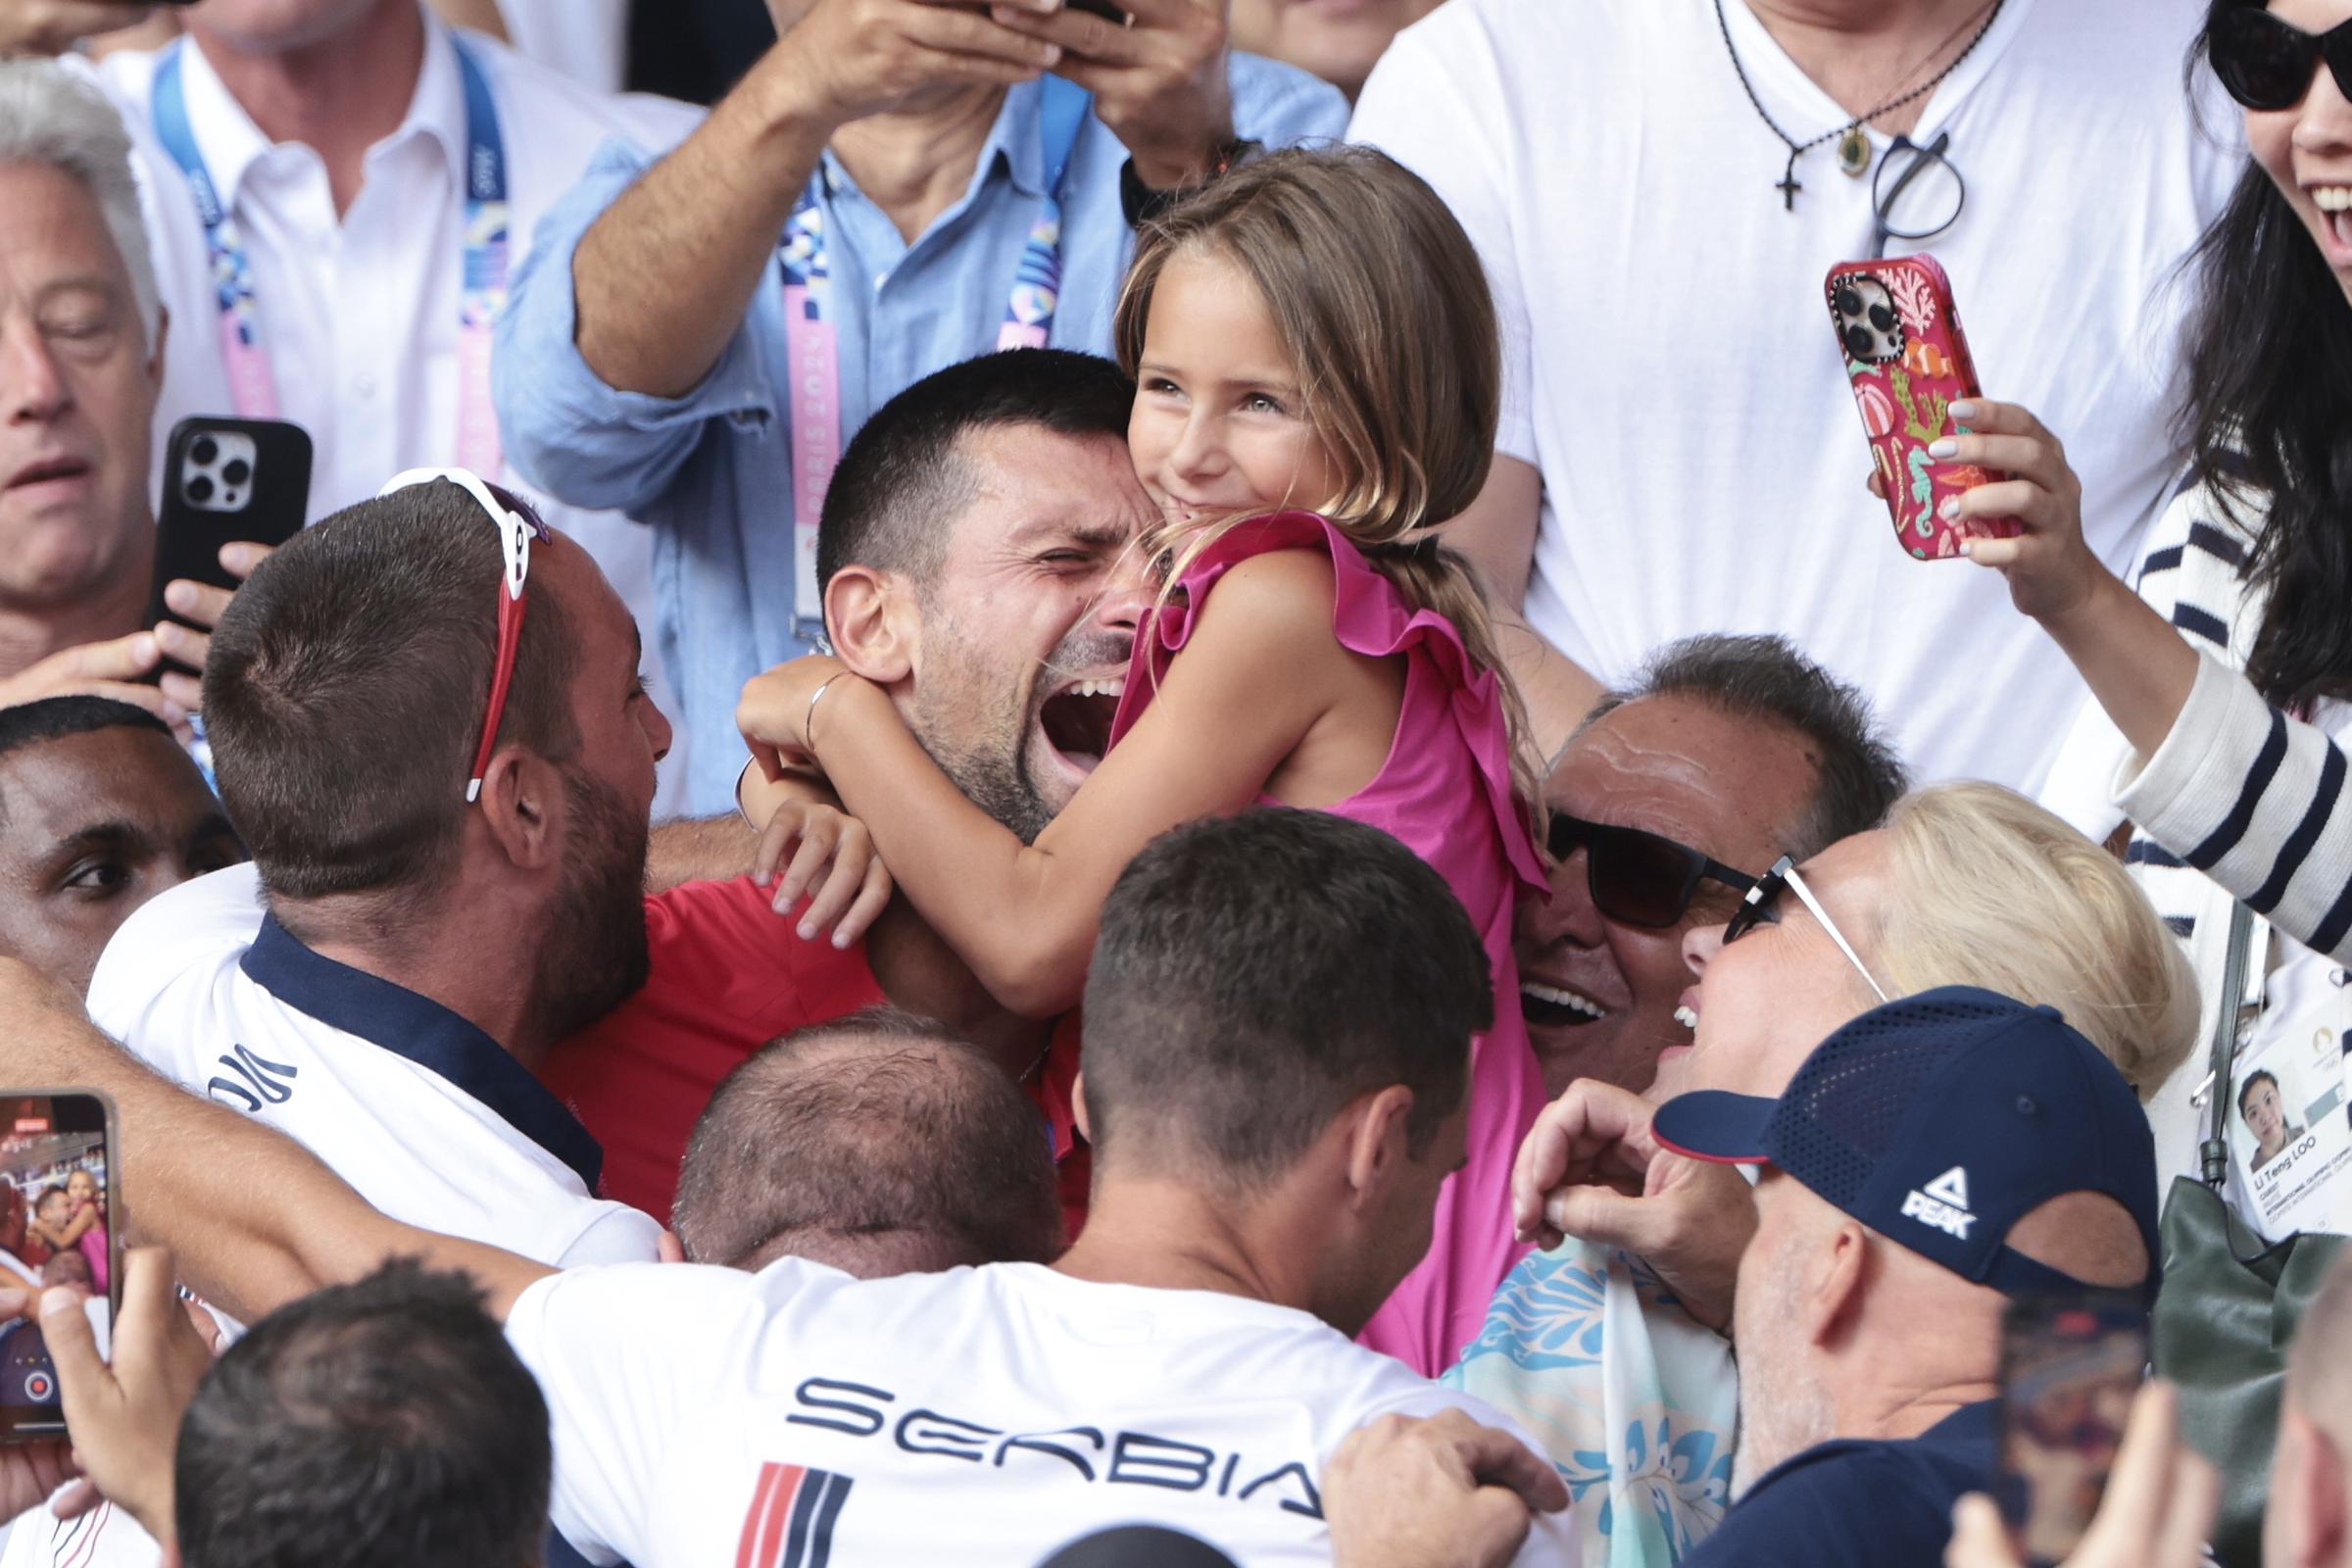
left=738, top=146, right=1548, bottom=1377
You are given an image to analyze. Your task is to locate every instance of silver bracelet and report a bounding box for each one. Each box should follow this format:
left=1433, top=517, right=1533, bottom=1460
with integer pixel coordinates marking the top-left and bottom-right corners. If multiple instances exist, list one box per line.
left=734, top=756, right=763, bottom=832
left=804, top=669, right=850, bottom=751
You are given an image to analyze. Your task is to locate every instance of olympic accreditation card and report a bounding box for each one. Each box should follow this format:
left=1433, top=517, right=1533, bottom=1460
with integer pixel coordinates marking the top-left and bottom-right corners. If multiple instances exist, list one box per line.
left=2229, top=1004, right=2352, bottom=1239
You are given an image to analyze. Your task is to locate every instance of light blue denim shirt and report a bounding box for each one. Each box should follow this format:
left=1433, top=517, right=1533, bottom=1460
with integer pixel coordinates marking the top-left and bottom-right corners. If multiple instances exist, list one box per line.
left=495, top=62, right=1348, bottom=812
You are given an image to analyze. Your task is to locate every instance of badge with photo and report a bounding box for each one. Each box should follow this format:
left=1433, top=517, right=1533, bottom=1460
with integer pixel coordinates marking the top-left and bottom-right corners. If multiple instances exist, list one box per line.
left=2229, top=1011, right=2352, bottom=1238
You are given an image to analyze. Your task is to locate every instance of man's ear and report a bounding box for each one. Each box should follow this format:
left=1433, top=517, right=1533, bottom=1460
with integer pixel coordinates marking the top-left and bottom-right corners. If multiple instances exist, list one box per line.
left=1071, top=1070, right=1091, bottom=1144
left=472, top=748, right=563, bottom=872
left=826, top=566, right=915, bottom=685
left=1801, top=1219, right=1870, bottom=1348
left=1340, top=1086, right=1416, bottom=1214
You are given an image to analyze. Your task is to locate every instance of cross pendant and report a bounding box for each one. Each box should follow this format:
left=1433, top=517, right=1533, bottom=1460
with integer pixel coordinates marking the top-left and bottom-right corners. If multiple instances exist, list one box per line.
left=1777, top=155, right=1802, bottom=211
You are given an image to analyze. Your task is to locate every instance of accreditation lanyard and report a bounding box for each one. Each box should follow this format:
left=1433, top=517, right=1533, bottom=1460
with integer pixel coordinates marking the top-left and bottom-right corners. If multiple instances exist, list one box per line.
left=151, top=35, right=512, bottom=479
left=779, top=77, right=1093, bottom=636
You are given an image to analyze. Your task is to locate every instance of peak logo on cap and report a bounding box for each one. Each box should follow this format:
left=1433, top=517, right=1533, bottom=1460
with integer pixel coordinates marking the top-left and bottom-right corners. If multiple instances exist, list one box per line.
left=1901, top=1166, right=1974, bottom=1240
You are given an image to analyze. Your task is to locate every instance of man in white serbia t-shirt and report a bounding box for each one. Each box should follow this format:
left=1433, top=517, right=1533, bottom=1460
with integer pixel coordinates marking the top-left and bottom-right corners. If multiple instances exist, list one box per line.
left=1349, top=0, right=2240, bottom=795
left=12, top=811, right=1575, bottom=1567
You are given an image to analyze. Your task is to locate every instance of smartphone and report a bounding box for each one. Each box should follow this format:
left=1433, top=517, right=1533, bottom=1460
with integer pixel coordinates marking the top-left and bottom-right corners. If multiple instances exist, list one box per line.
left=147, top=416, right=312, bottom=665
left=1066, top=0, right=1128, bottom=22
left=0, top=1093, right=119, bottom=1442
left=1824, top=254, right=2021, bottom=562
left=1997, top=1292, right=2149, bottom=1565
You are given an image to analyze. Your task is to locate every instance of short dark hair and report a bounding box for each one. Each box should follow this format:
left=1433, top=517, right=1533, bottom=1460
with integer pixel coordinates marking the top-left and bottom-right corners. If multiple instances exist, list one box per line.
left=2240, top=1069, right=2281, bottom=1119
left=0, top=697, right=176, bottom=828
left=174, top=1258, right=550, bottom=1568
left=816, top=348, right=1134, bottom=602
left=672, top=1007, right=1064, bottom=1274
left=203, top=482, right=578, bottom=902
left=1583, top=633, right=1907, bottom=858
left=1080, top=810, right=1493, bottom=1194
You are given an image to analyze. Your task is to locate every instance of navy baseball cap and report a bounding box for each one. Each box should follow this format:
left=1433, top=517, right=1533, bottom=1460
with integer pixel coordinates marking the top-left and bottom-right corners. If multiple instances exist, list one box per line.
left=1652, top=986, right=2160, bottom=1302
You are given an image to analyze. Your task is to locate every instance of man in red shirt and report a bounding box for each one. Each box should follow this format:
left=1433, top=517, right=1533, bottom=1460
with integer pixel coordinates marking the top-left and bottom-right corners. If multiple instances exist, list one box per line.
left=542, top=351, right=1152, bottom=1233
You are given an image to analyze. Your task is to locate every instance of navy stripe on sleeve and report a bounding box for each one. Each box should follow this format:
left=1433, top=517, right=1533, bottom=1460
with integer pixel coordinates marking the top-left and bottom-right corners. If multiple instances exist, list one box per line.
left=2248, top=743, right=2346, bottom=914
left=2174, top=604, right=2232, bottom=649
left=2188, top=707, right=2290, bottom=869
left=2186, top=521, right=2247, bottom=569
left=2127, top=840, right=2188, bottom=869
left=2136, top=545, right=2185, bottom=584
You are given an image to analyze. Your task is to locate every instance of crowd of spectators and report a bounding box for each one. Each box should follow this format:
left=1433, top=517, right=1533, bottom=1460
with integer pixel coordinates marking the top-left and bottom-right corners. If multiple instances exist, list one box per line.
left=0, top=0, right=2348, bottom=1564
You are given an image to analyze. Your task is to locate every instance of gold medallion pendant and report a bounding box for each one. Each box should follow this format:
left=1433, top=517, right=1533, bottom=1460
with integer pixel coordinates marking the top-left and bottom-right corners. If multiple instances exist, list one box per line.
left=1838, top=125, right=1873, bottom=176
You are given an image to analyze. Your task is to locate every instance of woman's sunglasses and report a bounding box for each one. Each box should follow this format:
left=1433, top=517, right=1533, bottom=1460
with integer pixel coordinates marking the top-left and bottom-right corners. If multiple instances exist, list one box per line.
left=1545, top=812, right=1757, bottom=929
left=1722, top=854, right=1888, bottom=1002
left=2209, top=5, right=2352, bottom=112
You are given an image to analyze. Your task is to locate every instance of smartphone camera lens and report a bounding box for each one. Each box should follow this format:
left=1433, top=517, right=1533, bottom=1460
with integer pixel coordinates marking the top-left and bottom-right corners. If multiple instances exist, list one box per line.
left=187, top=474, right=216, bottom=504
left=1843, top=325, right=1877, bottom=362
left=1834, top=286, right=1862, bottom=317
left=222, top=458, right=252, bottom=487
left=190, top=436, right=219, bottom=466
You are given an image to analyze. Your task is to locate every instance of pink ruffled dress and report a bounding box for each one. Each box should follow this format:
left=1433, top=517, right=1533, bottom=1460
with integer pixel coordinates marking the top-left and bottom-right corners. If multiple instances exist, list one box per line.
left=1107, top=512, right=1546, bottom=1376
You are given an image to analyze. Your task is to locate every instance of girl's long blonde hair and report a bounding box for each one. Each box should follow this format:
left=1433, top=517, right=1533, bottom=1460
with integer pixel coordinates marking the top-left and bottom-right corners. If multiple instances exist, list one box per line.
left=1110, top=145, right=1544, bottom=818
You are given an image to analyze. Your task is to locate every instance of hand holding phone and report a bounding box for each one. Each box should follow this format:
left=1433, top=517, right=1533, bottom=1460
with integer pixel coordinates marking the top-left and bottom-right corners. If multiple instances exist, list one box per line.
left=147, top=417, right=309, bottom=702
left=0, top=1093, right=119, bottom=1445
left=1826, top=255, right=2021, bottom=561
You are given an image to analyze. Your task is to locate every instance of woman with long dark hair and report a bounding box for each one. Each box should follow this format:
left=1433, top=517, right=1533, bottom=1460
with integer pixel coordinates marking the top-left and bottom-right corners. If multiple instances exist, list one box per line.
left=1935, top=0, right=2352, bottom=1195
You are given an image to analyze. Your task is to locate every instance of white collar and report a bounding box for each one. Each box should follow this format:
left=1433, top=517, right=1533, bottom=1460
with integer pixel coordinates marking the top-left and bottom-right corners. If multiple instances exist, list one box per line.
left=172, top=8, right=474, bottom=215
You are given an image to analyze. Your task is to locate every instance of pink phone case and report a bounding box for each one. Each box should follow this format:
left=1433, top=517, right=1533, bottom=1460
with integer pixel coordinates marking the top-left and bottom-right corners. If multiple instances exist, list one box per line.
left=1826, top=254, right=2020, bottom=561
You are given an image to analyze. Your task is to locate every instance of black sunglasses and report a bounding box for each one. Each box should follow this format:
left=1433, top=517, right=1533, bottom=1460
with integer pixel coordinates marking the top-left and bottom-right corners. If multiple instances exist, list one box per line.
left=2210, top=5, right=2352, bottom=112
left=1545, top=812, right=1757, bottom=929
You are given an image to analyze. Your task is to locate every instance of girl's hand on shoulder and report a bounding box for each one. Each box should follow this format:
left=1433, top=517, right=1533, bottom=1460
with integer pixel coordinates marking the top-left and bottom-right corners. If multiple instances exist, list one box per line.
left=1934, top=399, right=2107, bottom=623
left=753, top=797, right=894, bottom=948
left=736, top=655, right=852, bottom=769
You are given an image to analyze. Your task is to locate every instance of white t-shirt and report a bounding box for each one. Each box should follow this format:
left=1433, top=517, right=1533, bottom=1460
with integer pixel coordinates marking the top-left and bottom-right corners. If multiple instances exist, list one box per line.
left=1349, top=0, right=2238, bottom=793
left=83, top=17, right=702, bottom=811
left=507, top=1258, right=1577, bottom=1567
left=84, top=864, right=659, bottom=1270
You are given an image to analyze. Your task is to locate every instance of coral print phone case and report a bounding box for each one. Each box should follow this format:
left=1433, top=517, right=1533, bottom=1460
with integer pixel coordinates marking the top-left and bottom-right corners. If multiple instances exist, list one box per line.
left=1825, top=254, right=2020, bottom=561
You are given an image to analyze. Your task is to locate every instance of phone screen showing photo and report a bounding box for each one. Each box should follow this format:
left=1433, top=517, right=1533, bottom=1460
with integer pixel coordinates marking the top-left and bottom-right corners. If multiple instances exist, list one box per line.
left=0, top=1095, right=116, bottom=1439
left=1998, top=1292, right=2149, bottom=1565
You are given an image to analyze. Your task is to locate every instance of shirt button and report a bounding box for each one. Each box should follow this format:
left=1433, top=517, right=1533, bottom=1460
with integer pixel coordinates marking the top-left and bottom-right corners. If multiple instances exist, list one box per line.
left=873, top=271, right=889, bottom=291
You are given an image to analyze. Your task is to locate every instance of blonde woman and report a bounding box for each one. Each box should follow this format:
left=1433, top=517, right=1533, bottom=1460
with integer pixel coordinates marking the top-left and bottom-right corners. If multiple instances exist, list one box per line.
left=1459, top=781, right=2197, bottom=1568
left=739, top=146, right=1558, bottom=1377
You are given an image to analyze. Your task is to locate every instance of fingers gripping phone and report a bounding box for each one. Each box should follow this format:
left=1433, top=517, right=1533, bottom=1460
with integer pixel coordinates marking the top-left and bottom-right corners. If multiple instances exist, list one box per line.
left=0, top=1093, right=120, bottom=1442
left=147, top=416, right=312, bottom=667
left=1824, top=255, right=2022, bottom=561
left=1997, top=1292, right=2149, bottom=1565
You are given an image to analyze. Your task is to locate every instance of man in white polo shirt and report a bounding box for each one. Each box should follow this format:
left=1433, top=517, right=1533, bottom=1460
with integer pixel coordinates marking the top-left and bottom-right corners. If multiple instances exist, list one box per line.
left=45, top=0, right=702, bottom=808
left=0, top=811, right=1574, bottom=1567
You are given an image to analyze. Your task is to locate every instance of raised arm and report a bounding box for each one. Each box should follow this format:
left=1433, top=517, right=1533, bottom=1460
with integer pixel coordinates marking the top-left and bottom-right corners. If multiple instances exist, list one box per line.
left=740, top=552, right=1352, bottom=1016
left=568, top=0, right=1061, bottom=400
left=0, top=960, right=551, bottom=1323
left=1447, top=456, right=1602, bottom=761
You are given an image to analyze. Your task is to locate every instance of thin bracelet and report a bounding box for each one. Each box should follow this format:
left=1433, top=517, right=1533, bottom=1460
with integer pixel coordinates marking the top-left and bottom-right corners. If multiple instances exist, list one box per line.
left=804, top=669, right=850, bottom=751
left=734, top=756, right=763, bottom=832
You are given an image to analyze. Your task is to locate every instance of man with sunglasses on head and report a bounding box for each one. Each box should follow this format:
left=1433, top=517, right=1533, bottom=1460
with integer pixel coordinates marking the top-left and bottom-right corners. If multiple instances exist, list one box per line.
left=1513, top=633, right=1903, bottom=1102
left=1348, top=0, right=2238, bottom=802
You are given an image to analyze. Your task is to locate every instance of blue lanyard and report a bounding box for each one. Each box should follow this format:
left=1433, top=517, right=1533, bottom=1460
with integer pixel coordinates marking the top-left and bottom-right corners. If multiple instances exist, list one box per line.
left=151, top=34, right=512, bottom=473
left=777, top=77, right=1093, bottom=633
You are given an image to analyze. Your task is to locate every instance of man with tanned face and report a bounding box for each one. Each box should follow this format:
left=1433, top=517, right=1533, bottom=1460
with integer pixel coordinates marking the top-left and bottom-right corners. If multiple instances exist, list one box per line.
left=1514, top=634, right=1904, bottom=1100
left=0, top=696, right=243, bottom=996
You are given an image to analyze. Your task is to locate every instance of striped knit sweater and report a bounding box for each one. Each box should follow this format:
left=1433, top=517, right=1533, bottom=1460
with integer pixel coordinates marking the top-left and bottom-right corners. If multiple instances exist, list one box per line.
left=2086, top=475, right=2352, bottom=962
left=2042, top=474, right=2352, bottom=1181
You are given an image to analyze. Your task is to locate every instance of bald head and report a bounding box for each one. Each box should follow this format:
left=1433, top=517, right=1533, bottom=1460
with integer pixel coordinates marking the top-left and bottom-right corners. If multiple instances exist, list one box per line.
left=672, top=1009, right=1066, bottom=1277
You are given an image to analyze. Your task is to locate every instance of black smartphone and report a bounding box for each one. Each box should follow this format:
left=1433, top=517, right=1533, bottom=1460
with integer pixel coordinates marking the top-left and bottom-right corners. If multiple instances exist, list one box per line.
left=0, top=1093, right=119, bottom=1443
left=147, top=416, right=312, bottom=666
left=1997, top=1292, right=2149, bottom=1565
left=1066, top=0, right=1128, bottom=22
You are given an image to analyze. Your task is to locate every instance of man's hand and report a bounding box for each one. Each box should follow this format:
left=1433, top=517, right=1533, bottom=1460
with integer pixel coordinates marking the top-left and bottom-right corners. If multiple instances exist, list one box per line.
left=0, top=1, right=154, bottom=56
left=1324, top=1411, right=1568, bottom=1568
left=1510, top=1080, right=1753, bottom=1331
left=768, top=0, right=1065, bottom=129
left=1947, top=1383, right=2217, bottom=1568
left=986, top=0, right=1233, bottom=188
left=0, top=633, right=183, bottom=737
left=153, top=540, right=274, bottom=714
left=36, top=1248, right=216, bottom=1545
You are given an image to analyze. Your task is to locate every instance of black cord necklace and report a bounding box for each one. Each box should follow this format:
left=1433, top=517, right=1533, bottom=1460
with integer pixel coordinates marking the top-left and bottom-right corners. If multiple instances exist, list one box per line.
left=1713, top=0, right=2006, bottom=211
